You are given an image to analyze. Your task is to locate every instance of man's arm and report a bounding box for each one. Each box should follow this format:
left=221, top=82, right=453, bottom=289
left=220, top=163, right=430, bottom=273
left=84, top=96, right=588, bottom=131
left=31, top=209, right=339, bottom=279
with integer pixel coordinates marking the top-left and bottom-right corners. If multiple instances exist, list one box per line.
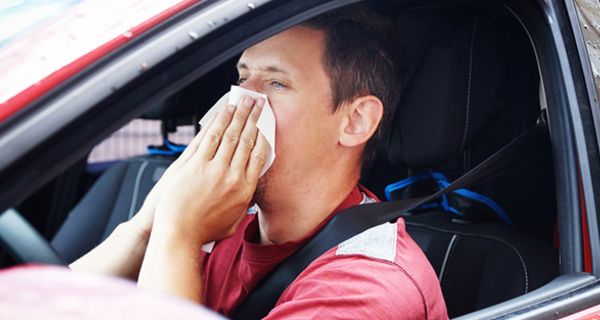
left=137, top=96, right=267, bottom=303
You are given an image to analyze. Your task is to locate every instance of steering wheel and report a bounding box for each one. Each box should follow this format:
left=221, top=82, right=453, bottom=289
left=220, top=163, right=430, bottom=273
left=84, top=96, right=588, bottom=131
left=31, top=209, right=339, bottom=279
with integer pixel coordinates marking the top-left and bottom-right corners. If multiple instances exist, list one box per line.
left=0, top=208, right=65, bottom=265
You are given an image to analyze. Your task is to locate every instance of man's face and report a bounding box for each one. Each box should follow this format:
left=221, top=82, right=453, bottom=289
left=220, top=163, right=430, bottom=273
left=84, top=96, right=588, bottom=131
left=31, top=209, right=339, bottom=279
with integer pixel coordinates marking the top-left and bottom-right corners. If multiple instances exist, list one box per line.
left=237, top=26, right=343, bottom=206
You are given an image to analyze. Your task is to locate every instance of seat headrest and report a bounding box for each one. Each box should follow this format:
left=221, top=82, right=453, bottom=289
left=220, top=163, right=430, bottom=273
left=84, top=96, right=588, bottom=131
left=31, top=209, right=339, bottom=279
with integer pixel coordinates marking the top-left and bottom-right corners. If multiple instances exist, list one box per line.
left=388, top=8, right=508, bottom=169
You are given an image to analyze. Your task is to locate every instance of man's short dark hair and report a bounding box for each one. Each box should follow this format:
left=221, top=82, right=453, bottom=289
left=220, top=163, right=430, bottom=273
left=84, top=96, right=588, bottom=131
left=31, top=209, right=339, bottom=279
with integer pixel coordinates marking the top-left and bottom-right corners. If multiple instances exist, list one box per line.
left=301, top=4, right=404, bottom=167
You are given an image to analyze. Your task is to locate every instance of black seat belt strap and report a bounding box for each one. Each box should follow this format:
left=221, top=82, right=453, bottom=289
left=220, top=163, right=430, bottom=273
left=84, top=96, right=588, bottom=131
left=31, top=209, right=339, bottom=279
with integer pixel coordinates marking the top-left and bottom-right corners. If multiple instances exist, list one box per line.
left=234, top=119, right=550, bottom=320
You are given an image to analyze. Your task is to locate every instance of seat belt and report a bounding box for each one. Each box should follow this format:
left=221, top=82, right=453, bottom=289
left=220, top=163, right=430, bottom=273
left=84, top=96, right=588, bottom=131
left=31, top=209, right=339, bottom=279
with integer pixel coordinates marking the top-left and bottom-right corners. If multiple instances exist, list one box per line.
left=233, top=117, right=550, bottom=320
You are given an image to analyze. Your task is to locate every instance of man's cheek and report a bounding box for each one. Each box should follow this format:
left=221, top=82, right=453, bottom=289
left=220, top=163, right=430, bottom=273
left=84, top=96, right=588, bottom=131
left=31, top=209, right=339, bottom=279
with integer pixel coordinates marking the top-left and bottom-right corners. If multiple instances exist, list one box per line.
left=271, top=114, right=291, bottom=151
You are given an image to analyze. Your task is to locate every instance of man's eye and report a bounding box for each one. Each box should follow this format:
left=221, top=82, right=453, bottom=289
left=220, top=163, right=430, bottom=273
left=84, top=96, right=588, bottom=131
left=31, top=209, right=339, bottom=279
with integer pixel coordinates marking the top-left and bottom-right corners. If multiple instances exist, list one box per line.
left=237, top=78, right=247, bottom=84
left=271, top=81, right=286, bottom=89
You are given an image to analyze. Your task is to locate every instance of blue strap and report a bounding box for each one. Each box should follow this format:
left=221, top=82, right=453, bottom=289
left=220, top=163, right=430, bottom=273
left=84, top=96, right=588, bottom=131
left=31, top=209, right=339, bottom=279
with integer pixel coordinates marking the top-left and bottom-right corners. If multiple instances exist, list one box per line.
left=384, top=173, right=432, bottom=200
left=451, top=186, right=511, bottom=224
left=433, top=172, right=511, bottom=224
left=147, top=148, right=177, bottom=156
left=385, top=171, right=510, bottom=223
left=164, top=139, right=187, bottom=152
left=384, top=172, right=464, bottom=217
left=147, top=138, right=188, bottom=156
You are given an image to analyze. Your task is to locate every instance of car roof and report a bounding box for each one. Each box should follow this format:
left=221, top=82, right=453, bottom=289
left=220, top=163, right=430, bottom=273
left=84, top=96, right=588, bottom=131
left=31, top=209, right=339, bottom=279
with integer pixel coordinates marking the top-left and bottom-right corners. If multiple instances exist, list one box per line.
left=0, top=0, right=198, bottom=122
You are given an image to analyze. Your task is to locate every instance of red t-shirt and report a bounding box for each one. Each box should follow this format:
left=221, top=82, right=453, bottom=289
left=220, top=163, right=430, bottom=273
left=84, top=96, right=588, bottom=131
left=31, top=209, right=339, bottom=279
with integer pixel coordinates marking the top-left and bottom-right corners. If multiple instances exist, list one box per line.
left=201, top=186, right=447, bottom=319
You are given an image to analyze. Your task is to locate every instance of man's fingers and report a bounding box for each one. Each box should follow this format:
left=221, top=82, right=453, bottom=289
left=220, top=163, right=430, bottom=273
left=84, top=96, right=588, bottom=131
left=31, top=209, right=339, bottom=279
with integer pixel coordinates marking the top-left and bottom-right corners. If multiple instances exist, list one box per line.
left=195, top=104, right=236, bottom=161
left=213, top=96, right=259, bottom=164
left=230, top=98, right=264, bottom=169
left=246, top=132, right=270, bottom=183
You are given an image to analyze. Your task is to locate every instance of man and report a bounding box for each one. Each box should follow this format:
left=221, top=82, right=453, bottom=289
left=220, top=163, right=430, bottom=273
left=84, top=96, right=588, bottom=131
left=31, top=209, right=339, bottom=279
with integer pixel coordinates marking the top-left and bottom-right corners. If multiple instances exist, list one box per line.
left=72, top=4, right=447, bottom=319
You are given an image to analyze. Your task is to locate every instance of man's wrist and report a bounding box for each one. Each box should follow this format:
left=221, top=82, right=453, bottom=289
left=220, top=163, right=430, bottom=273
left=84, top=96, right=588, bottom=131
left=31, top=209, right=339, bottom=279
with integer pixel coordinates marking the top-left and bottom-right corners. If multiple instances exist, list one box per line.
left=150, top=219, right=211, bottom=252
left=152, top=203, right=215, bottom=248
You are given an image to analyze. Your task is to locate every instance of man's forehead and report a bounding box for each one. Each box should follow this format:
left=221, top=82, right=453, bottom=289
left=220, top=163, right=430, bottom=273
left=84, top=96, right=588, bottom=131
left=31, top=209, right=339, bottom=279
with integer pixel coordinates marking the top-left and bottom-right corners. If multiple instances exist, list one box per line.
left=236, top=61, right=290, bottom=75
left=237, top=26, right=325, bottom=74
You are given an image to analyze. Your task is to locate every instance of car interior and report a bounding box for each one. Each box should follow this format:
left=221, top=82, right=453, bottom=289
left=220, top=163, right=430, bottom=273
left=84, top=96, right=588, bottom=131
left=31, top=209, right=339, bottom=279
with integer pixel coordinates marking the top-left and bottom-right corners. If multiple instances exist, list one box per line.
left=4, top=0, right=564, bottom=318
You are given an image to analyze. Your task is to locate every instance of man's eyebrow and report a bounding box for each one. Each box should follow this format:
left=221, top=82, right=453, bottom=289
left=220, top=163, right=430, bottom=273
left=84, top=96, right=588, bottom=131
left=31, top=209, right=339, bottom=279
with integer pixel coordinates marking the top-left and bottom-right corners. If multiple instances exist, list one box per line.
left=236, top=62, right=290, bottom=75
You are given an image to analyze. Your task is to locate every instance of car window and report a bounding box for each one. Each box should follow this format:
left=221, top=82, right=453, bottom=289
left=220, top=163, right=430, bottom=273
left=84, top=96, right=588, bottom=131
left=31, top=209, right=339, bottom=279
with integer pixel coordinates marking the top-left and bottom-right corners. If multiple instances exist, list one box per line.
left=88, top=119, right=194, bottom=163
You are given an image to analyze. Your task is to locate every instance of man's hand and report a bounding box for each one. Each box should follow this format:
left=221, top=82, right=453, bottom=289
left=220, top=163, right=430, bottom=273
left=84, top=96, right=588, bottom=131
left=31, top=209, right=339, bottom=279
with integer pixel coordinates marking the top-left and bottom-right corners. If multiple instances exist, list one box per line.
left=138, top=95, right=268, bottom=301
left=154, top=95, right=267, bottom=245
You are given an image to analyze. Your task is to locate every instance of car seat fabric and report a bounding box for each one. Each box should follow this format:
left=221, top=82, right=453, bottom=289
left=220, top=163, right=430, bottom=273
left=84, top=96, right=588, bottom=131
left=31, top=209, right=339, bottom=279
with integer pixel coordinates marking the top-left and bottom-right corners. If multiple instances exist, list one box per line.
left=405, top=212, right=558, bottom=317
left=387, top=8, right=507, bottom=169
left=51, top=157, right=172, bottom=263
left=372, top=6, right=559, bottom=317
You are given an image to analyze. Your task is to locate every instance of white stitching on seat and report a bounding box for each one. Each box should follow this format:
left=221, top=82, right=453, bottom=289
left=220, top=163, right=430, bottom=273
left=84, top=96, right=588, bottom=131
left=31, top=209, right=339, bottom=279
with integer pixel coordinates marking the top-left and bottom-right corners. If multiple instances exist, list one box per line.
left=459, top=17, right=477, bottom=152
left=128, top=160, right=149, bottom=219
left=439, top=234, right=458, bottom=285
left=406, top=221, right=529, bottom=293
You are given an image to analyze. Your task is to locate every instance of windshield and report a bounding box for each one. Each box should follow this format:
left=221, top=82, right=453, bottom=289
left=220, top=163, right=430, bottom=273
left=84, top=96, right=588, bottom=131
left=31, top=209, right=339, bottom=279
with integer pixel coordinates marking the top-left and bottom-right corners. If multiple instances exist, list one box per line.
left=0, top=0, right=198, bottom=120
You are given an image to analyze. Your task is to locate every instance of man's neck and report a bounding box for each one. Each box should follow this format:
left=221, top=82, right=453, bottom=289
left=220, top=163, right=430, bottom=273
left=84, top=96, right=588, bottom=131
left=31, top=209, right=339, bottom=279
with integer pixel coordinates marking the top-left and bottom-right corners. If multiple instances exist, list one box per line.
left=256, top=169, right=359, bottom=245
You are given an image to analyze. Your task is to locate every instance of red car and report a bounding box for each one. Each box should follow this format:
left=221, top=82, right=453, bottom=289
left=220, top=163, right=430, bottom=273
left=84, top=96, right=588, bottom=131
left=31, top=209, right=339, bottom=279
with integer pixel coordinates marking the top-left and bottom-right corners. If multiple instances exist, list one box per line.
left=0, top=0, right=599, bottom=319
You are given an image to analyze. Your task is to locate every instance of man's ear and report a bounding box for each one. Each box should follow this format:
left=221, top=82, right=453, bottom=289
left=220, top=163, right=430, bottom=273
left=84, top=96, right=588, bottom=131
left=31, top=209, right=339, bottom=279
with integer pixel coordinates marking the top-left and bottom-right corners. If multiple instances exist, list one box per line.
left=338, top=95, right=384, bottom=147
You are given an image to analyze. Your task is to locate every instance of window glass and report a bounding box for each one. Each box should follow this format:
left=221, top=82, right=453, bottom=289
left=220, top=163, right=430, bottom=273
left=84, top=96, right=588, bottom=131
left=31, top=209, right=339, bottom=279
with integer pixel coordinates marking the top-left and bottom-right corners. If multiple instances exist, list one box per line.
left=575, top=0, right=600, bottom=97
left=88, top=119, right=195, bottom=163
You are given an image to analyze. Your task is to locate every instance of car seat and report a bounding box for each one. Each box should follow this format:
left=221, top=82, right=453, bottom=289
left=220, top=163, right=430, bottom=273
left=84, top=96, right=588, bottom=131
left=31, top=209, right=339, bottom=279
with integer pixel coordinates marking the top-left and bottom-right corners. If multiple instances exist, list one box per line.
left=363, top=6, right=558, bottom=317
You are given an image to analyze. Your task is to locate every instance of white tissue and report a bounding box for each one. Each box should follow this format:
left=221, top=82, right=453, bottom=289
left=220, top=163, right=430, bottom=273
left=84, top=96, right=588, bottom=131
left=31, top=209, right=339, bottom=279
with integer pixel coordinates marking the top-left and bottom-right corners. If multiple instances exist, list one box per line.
left=198, top=86, right=276, bottom=254
left=198, top=85, right=276, bottom=177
